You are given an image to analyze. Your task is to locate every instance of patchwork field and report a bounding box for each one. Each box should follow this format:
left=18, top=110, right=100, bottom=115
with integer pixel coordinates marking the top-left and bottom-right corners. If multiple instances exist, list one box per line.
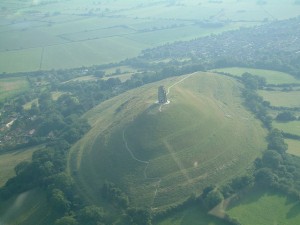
left=273, top=121, right=300, bottom=136
left=68, top=72, right=266, bottom=211
left=258, top=90, right=300, bottom=108
left=213, top=67, right=300, bottom=85
left=0, top=146, right=41, bottom=187
left=286, top=139, right=300, bottom=157
left=226, top=189, right=300, bottom=225
left=154, top=205, right=231, bottom=225
left=0, top=77, right=30, bottom=102
left=1, top=0, right=299, bottom=72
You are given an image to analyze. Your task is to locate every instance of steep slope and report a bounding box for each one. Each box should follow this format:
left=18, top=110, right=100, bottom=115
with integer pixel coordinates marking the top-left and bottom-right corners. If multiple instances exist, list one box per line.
left=68, top=72, right=267, bottom=211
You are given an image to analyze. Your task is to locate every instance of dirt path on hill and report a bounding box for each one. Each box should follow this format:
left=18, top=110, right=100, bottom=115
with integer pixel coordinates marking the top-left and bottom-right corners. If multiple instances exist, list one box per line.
left=159, top=72, right=197, bottom=112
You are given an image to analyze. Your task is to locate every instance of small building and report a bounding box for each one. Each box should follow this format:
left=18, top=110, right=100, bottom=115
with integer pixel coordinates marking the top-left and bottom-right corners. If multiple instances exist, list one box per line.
left=158, top=86, right=167, bottom=104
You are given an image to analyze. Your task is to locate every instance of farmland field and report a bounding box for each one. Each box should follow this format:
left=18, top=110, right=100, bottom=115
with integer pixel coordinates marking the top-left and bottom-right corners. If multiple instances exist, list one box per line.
left=258, top=90, right=300, bottom=108
left=213, top=67, right=300, bottom=85
left=1, top=0, right=300, bottom=73
left=226, top=189, right=300, bottom=225
left=286, top=139, right=300, bottom=157
left=0, top=146, right=42, bottom=187
left=154, top=204, right=231, bottom=225
left=68, top=72, right=266, bottom=211
left=273, top=121, right=300, bottom=136
left=0, top=77, right=30, bottom=102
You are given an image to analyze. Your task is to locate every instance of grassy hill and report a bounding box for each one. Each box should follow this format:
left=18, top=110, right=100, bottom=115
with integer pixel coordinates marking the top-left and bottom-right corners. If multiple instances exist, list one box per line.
left=68, top=72, right=267, bottom=211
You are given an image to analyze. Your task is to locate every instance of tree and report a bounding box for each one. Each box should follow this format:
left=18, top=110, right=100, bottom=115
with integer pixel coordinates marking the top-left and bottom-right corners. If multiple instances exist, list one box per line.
left=276, top=111, right=296, bottom=122
left=255, top=168, right=278, bottom=186
left=50, top=188, right=71, bottom=213
left=267, top=129, right=288, bottom=154
left=15, top=161, right=30, bottom=176
left=55, top=216, right=78, bottom=225
left=126, top=208, right=152, bottom=225
left=77, top=205, right=104, bottom=225
left=241, top=73, right=266, bottom=90
left=231, top=175, right=254, bottom=190
left=93, top=70, right=105, bottom=78
left=204, top=190, right=224, bottom=209
left=262, top=150, right=283, bottom=169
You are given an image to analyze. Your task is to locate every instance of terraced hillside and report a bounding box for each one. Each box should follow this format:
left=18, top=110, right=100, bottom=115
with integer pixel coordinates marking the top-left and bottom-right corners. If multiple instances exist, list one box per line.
left=68, top=72, right=267, bottom=211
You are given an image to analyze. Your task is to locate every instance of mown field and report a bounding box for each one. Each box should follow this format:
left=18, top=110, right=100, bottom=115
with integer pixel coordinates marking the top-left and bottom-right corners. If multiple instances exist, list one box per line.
left=0, top=146, right=41, bottom=187
left=213, top=67, right=300, bottom=85
left=258, top=90, right=300, bottom=108
left=0, top=77, right=30, bottom=102
left=285, top=139, right=300, bottom=157
left=154, top=205, right=231, bottom=225
left=68, top=72, right=266, bottom=211
left=273, top=121, right=300, bottom=136
left=1, top=0, right=300, bottom=73
left=226, top=189, right=300, bottom=225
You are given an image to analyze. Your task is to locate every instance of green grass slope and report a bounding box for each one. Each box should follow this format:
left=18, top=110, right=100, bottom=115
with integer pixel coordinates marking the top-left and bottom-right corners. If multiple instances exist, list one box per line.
left=68, top=72, right=267, bottom=211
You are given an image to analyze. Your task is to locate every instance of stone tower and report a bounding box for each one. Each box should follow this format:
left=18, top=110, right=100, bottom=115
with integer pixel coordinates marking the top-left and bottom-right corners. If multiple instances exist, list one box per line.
left=158, top=86, right=167, bottom=104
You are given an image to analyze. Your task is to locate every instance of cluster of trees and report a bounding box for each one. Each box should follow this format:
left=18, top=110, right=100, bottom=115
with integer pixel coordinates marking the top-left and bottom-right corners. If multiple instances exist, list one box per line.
left=101, top=182, right=129, bottom=209
left=276, top=111, right=297, bottom=122
left=254, top=129, right=300, bottom=199
left=240, top=73, right=272, bottom=129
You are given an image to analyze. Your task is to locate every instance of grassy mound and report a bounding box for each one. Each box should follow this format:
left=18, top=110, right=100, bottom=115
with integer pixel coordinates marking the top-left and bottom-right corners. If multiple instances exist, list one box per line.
left=69, top=72, right=266, bottom=210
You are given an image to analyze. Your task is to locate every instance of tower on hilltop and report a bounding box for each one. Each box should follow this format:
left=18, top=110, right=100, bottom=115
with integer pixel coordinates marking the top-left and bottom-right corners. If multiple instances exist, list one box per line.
left=158, top=86, right=167, bottom=104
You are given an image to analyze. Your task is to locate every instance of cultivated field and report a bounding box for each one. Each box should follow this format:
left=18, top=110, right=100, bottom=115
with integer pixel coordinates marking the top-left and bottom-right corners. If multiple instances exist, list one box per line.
left=68, top=72, right=266, bottom=211
left=154, top=205, right=231, bottom=225
left=285, top=139, right=300, bottom=157
left=0, top=146, right=41, bottom=187
left=273, top=121, right=300, bottom=136
left=258, top=90, right=300, bottom=108
left=1, top=0, right=299, bottom=73
left=213, top=67, right=300, bottom=85
left=226, top=189, right=300, bottom=225
left=0, top=77, right=30, bottom=102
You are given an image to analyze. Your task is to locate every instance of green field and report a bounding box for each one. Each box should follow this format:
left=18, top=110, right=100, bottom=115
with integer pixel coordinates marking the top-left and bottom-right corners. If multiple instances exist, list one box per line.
left=227, top=189, right=300, bottom=225
left=0, top=146, right=41, bottom=187
left=1, top=0, right=299, bottom=72
left=0, top=77, right=30, bottom=102
left=213, top=67, right=300, bottom=85
left=0, top=189, right=55, bottom=225
left=155, top=205, right=231, bottom=225
left=286, top=139, right=300, bottom=157
left=273, top=121, right=300, bottom=136
left=23, top=92, right=66, bottom=110
left=258, top=90, right=300, bottom=107
left=68, top=72, right=266, bottom=211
